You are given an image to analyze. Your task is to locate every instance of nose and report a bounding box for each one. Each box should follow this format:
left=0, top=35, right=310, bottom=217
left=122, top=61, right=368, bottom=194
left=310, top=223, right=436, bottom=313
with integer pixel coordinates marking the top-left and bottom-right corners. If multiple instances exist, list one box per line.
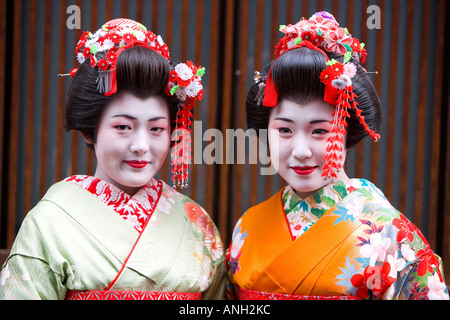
left=291, top=135, right=312, bottom=160
left=130, top=129, right=150, bottom=155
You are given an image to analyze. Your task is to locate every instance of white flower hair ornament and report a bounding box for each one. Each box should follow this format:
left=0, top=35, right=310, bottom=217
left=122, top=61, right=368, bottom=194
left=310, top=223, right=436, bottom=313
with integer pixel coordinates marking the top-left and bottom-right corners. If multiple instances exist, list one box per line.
left=59, top=18, right=205, bottom=188
left=256, top=11, right=380, bottom=179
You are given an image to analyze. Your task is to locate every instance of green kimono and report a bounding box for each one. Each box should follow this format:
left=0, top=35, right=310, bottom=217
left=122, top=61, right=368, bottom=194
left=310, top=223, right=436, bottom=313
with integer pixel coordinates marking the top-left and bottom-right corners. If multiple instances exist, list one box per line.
left=0, top=176, right=226, bottom=300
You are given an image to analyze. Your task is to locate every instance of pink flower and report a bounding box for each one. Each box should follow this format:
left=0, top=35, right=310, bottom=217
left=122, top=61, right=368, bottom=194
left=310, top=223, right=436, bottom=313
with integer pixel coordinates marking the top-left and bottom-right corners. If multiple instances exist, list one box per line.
left=427, top=273, right=449, bottom=300
left=197, top=215, right=215, bottom=236
left=325, top=27, right=353, bottom=55
left=309, top=14, right=338, bottom=35
left=360, top=233, right=392, bottom=266
left=343, top=63, right=357, bottom=78
left=280, top=24, right=300, bottom=35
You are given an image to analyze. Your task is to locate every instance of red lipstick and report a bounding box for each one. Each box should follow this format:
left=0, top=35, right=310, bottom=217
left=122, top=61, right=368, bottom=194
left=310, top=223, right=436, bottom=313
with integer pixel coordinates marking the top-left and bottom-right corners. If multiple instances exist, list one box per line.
left=125, top=160, right=149, bottom=169
left=291, top=166, right=317, bottom=175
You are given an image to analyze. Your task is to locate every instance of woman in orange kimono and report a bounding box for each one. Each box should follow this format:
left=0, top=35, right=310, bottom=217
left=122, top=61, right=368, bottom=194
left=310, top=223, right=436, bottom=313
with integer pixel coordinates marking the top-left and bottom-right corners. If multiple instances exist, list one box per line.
left=226, top=11, right=448, bottom=300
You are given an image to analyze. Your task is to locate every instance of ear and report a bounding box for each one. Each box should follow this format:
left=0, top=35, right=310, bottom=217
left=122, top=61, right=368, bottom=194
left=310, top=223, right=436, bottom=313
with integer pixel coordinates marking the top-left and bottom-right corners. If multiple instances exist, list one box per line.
left=80, top=132, right=94, bottom=145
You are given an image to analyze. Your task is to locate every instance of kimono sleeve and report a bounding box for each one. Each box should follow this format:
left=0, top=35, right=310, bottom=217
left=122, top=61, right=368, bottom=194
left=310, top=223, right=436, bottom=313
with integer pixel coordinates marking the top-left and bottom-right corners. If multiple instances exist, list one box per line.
left=0, top=201, right=71, bottom=300
left=379, top=214, right=449, bottom=300
left=0, top=254, right=66, bottom=300
left=201, top=258, right=227, bottom=299
left=225, top=216, right=246, bottom=300
left=390, top=241, right=448, bottom=300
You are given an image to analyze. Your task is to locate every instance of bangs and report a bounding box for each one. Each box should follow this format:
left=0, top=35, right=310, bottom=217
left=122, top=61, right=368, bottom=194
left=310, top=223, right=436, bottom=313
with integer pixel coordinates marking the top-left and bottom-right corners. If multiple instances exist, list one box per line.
left=271, top=47, right=327, bottom=105
left=115, top=45, right=171, bottom=99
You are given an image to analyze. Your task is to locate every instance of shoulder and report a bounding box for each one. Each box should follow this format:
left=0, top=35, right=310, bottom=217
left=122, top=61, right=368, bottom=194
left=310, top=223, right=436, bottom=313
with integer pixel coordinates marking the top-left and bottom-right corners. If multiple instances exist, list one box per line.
left=348, top=179, right=393, bottom=211
left=231, top=187, right=285, bottom=235
left=354, top=179, right=429, bottom=243
left=7, top=182, right=83, bottom=261
left=159, top=180, right=214, bottom=223
left=22, top=182, right=80, bottom=223
left=245, top=187, right=286, bottom=216
left=160, top=182, right=225, bottom=264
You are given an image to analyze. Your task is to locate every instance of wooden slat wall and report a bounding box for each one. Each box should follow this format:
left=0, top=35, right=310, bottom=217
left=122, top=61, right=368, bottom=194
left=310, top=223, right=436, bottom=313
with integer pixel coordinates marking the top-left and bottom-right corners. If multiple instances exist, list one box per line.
left=1, top=0, right=449, bottom=275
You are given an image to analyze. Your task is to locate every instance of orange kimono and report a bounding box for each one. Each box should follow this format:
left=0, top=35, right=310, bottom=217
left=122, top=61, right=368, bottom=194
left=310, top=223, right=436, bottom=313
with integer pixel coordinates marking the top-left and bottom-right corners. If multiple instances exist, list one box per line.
left=226, top=179, right=448, bottom=300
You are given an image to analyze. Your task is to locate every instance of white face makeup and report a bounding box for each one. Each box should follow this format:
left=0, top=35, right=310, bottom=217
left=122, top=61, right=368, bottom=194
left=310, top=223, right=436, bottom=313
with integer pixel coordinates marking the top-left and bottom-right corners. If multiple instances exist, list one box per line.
left=268, top=99, right=348, bottom=199
left=90, top=92, right=171, bottom=196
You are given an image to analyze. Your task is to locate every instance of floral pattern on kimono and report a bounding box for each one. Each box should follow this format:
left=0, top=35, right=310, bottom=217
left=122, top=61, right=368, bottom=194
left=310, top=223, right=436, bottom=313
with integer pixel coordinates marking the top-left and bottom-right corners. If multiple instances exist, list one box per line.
left=281, top=179, right=363, bottom=240
left=1, top=177, right=226, bottom=300
left=226, top=179, right=449, bottom=300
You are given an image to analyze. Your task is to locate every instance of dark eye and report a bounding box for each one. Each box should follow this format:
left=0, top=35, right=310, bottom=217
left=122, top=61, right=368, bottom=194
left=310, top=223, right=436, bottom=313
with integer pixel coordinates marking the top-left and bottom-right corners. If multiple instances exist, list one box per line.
left=115, top=125, right=131, bottom=131
left=150, top=127, right=164, bottom=133
left=278, top=127, right=292, bottom=134
left=312, top=129, right=329, bottom=135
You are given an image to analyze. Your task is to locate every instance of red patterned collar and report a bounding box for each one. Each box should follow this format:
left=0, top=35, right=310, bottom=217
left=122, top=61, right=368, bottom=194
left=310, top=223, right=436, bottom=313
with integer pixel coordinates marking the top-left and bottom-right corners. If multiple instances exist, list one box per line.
left=64, top=175, right=162, bottom=233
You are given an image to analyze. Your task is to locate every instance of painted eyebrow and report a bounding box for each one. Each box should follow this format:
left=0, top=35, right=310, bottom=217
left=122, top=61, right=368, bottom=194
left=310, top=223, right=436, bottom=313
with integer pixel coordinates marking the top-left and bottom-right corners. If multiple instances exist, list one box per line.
left=273, top=117, right=294, bottom=123
left=112, top=114, right=167, bottom=121
left=273, top=117, right=331, bottom=124
left=309, top=119, right=331, bottom=124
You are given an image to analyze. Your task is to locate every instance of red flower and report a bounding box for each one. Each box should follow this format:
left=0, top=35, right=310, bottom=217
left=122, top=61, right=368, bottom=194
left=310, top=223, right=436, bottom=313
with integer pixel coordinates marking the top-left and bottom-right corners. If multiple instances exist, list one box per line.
left=183, top=99, right=195, bottom=109
left=417, top=247, right=441, bottom=280
left=76, top=40, right=86, bottom=54
left=320, top=63, right=344, bottom=85
left=105, top=52, right=117, bottom=64
left=122, top=33, right=135, bottom=42
left=351, top=38, right=362, bottom=52
left=90, top=56, right=96, bottom=68
left=159, top=44, right=170, bottom=59
left=169, top=70, right=178, bottom=83
left=108, top=32, right=121, bottom=43
left=185, top=202, right=203, bottom=222
left=351, top=263, right=396, bottom=299
left=360, top=48, right=367, bottom=64
left=300, top=30, right=323, bottom=46
left=82, top=47, right=91, bottom=58
left=97, top=59, right=109, bottom=71
left=350, top=273, right=370, bottom=299
left=370, top=263, right=396, bottom=296
left=197, top=89, right=204, bottom=101
left=274, top=36, right=296, bottom=58
left=392, top=214, right=417, bottom=242
left=97, top=35, right=108, bottom=46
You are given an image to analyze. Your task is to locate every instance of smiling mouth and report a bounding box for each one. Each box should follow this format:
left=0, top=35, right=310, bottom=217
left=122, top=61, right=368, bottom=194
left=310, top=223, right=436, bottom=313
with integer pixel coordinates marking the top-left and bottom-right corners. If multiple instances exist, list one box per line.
left=125, top=160, right=149, bottom=169
left=291, top=166, right=318, bottom=175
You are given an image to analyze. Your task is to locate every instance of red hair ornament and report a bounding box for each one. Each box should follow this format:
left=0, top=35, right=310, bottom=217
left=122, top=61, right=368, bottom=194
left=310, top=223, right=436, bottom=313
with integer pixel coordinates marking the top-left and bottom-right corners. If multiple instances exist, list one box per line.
left=59, top=18, right=205, bottom=188
left=258, top=12, right=380, bottom=179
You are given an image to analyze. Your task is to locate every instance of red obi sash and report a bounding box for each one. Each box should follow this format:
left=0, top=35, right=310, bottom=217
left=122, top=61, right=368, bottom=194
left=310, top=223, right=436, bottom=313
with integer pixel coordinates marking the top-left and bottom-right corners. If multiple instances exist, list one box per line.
left=66, top=290, right=202, bottom=300
left=239, top=288, right=360, bottom=300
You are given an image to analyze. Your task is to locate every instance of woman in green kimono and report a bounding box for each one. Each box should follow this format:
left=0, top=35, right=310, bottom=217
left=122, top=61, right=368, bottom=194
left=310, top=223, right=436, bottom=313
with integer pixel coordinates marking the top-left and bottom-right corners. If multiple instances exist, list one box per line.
left=0, top=19, right=226, bottom=300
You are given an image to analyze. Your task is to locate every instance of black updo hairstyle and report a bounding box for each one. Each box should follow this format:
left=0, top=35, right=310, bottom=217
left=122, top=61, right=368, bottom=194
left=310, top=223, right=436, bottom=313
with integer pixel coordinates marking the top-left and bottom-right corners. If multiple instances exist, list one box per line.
left=246, top=46, right=382, bottom=149
left=64, top=45, right=180, bottom=147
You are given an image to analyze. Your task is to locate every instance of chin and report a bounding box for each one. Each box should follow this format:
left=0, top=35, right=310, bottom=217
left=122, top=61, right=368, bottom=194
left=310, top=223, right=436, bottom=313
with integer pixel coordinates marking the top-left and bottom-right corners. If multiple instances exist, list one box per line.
left=284, top=175, right=328, bottom=197
left=119, top=174, right=154, bottom=188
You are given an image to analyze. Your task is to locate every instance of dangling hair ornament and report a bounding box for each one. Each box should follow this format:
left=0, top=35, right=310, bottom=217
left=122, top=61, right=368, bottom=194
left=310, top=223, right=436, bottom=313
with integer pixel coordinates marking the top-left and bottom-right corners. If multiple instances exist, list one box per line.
left=253, top=71, right=267, bottom=106
left=59, top=18, right=205, bottom=188
left=167, top=62, right=205, bottom=188
left=261, top=11, right=380, bottom=179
